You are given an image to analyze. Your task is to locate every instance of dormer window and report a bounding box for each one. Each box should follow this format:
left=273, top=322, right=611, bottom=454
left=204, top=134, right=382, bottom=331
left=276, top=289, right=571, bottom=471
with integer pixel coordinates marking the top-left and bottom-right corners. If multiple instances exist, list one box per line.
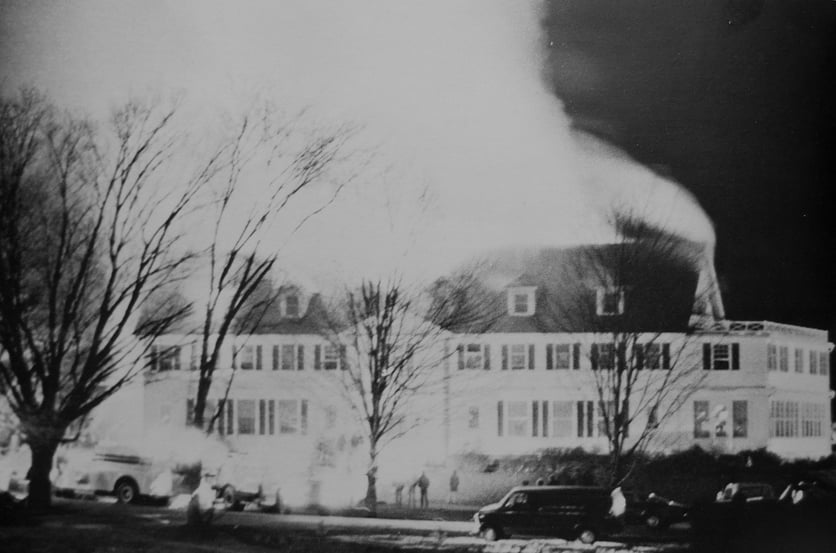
left=596, top=287, right=625, bottom=316
left=284, top=295, right=300, bottom=318
left=507, top=287, right=535, bottom=316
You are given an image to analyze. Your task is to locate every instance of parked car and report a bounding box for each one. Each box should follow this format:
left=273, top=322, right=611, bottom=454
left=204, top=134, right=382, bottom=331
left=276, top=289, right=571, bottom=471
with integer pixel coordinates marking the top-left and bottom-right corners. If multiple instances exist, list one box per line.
left=715, top=482, right=776, bottom=503
left=624, top=491, right=690, bottom=529
left=53, top=445, right=173, bottom=504
left=473, top=485, right=619, bottom=544
left=212, top=454, right=283, bottom=512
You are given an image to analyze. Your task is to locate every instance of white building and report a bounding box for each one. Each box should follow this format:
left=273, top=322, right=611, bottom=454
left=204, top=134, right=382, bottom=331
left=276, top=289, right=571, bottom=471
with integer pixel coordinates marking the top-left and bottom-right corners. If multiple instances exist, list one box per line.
left=124, top=245, right=831, bottom=472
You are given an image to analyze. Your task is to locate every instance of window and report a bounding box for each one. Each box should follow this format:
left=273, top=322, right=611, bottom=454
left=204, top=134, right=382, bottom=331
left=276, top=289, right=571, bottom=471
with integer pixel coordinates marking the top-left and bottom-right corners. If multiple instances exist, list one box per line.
left=551, top=401, right=573, bottom=437
left=513, top=293, right=529, bottom=314
left=704, top=343, right=739, bottom=371
left=810, top=351, right=818, bottom=375
left=576, top=400, right=595, bottom=438
left=801, top=403, right=822, bottom=438
left=767, top=344, right=777, bottom=371
left=273, top=344, right=303, bottom=371
left=596, top=287, right=625, bottom=316
left=217, top=399, right=234, bottom=436
left=693, top=401, right=710, bottom=438
left=732, top=401, right=748, bottom=438
left=468, top=406, right=479, bottom=429
left=593, top=343, right=615, bottom=370
left=507, top=401, right=528, bottom=437
left=820, top=352, right=829, bottom=376
left=238, top=345, right=255, bottom=370
left=713, top=345, right=731, bottom=371
left=278, top=399, right=308, bottom=434
left=507, top=287, right=535, bottom=316
left=323, top=345, right=340, bottom=370
left=779, top=346, right=788, bottom=372
left=713, top=404, right=729, bottom=437
left=284, top=295, right=300, bottom=318
left=510, top=344, right=527, bottom=370
left=149, top=345, right=181, bottom=371
left=794, top=349, right=804, bottom=373
left=460, top=344, right=489, bottom=370
left=770, top=400, right=798, bottom=438
left=237, top=400, right=256, bottom=435
left=502, top=344, right=533, bottom=370
left=190, top=343, right=200, bottom=371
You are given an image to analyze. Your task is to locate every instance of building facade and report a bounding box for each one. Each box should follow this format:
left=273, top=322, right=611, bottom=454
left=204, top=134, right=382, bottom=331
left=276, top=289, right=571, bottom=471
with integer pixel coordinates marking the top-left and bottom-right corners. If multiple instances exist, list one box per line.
left=128, top=245, right=832, bottom=472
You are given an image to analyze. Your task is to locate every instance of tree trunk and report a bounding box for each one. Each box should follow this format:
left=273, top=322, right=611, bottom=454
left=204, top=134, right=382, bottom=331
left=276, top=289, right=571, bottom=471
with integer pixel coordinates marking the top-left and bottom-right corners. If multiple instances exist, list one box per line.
left=364, top=447, right=378, bottom=516
left=193, top=375, right=212, bottom=430
left=27, top=440, right=59, bottom=511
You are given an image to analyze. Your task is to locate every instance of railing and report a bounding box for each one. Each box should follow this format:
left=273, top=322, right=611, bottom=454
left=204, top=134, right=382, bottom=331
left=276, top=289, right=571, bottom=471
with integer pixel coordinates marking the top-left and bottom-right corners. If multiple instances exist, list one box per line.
left=696, top=320, right=828, bottom=341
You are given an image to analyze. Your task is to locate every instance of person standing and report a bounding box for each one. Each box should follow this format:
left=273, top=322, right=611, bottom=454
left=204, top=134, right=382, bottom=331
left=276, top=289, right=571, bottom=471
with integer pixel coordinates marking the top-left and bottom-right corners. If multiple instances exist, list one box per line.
left=448, top=470, right=460, bottom=504
left=418, top=472, right=430, bottom=509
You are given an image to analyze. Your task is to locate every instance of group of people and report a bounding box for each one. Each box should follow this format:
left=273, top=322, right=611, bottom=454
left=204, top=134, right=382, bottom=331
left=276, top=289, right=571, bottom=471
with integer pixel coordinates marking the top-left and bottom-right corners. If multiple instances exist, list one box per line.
left=392, top=470, right=461, bottom=508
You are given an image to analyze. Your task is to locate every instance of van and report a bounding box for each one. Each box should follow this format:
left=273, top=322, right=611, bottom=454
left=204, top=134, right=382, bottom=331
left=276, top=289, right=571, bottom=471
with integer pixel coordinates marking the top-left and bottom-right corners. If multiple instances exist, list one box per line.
left=473, top=485, right=619, bottom=544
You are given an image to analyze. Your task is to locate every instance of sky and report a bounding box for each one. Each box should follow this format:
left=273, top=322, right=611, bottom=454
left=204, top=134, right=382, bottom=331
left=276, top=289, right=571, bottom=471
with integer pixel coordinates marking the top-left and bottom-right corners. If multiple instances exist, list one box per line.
left=1, top=0, right=832, bottom=337
left=541, top=0, right=836, bottom=335
left=0, top=0, right=715, bottom=287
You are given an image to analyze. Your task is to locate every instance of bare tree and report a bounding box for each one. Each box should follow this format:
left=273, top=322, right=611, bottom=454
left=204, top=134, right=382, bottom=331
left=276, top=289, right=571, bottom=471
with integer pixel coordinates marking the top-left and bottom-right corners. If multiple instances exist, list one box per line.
left=554, top=211, right=712, bottom=486
left=182, top=104, right=357, bottom=434
left=322, top=270, right=495, bottom=515
left=0, top=89, right=200, bottom=509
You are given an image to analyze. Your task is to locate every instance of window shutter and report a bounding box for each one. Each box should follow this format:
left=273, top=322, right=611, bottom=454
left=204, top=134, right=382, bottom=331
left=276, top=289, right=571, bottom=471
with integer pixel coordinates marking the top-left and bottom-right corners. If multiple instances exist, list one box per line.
left=268, top=400, right=275, bottom=435
left=662, top=343, right=671, bottom=370
left=314, top=345, right=321, bottom=370
left=497, top=401, right=504, bottom=436
left=484, top=345, right=491, bottom=370
left=532, top=401, right=539, bottom=437
left=186, top=399, right=194, bottom=425
left=617, top=343, right=626, bottom=371
left=528, top=344, right=535, bottom=370
left=256, top=345, right=263, bottom=370
left=272, top=345, right=279, bottom=370
left=703, top=343, right=711, bottom=371
left=501, top=345, right=508, bottom=370
left=457, top=345, right=464, bottom=370
left=731, top=343, right=740, bottom=371
left=297, top=345, right=304, bottom=371
left=174, top=347, right=181, bottom=371
left=541, top=401, right=548, bottom=437
left=301, top=400, right=308, bottom=435
left=587, top=401, right=594, bottom=438
left=340, top=344, right=348, bottom=370
left=577, top=401, right=584, bottom=437
left=591, top=344, right=599, bottom=371
left=231, top=345, right=237, bottom=370
left=217, top=400, right=224, bottom=436
left=634, top=345, right=644, bottom=370
left=546, top=344, right=554, bottom=370
left=148, top=346, right=158, bottom=372
left=227, top=400, right=234, bottom=435
left=573, top=343, right=580, bottom=370
left=259, top=400, right=266, bottom=435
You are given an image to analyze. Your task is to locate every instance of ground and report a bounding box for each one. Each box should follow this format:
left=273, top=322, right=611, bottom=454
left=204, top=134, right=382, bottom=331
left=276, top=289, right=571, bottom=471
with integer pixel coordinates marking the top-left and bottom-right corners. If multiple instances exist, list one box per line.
left=0, top=497, right=688, bottom=553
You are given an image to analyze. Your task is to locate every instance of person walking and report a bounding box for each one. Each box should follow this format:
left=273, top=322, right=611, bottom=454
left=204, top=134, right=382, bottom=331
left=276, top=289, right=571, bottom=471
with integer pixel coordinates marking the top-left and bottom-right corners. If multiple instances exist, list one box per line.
left=448, top=470, right=460, bottom=504
left=418, top=472, right=430, bottom=509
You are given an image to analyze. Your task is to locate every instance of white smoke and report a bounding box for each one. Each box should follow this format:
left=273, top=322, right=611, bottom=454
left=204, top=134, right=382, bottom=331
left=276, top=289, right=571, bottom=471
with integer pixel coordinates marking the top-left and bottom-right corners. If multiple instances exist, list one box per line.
left=3, top=0, right=718, bottom=285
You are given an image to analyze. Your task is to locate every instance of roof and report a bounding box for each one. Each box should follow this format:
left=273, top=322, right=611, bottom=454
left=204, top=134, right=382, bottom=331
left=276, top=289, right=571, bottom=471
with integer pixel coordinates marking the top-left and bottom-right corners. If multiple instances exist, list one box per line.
left=446, top=243, right=705, bottom=334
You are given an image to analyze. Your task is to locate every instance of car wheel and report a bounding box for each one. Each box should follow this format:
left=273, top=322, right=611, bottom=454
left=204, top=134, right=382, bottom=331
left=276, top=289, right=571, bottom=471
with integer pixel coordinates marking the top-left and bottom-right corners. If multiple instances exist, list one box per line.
left=645, top=514, right=662, bottom=529
left=578, top=528, right=596, bottom=545
left=115, top=479, right=139, bottom=504
left=481, top=526, right=501, bottom=542
left=222, top=486, right=243, bottom=511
